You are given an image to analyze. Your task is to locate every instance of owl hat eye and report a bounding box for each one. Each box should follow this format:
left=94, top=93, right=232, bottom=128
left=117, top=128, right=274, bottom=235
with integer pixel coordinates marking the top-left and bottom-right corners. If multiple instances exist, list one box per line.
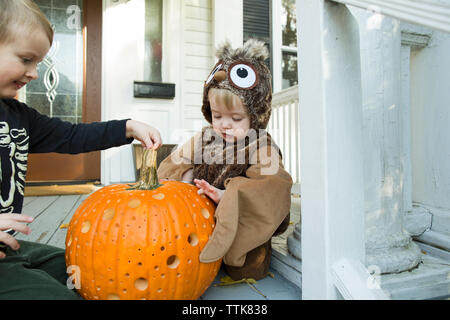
left=205, top=61, right=223, bottom=85
left=228, top=61, right=259, bottom=89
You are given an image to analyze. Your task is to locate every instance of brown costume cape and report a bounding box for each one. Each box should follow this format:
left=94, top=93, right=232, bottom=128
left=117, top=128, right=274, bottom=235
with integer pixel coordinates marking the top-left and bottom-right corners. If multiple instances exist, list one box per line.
left=157, top=126, right=292, bottom=267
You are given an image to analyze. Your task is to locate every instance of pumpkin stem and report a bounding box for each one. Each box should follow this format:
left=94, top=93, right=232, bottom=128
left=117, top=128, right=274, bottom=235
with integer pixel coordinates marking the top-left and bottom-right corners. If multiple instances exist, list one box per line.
left=131, top=148, right=162, bottom=190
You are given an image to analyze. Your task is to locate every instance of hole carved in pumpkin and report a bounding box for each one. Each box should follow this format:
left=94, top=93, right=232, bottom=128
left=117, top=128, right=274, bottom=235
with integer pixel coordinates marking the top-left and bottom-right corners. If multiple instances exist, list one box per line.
left=188, top=233, right=199, bottom=246
left=167, top=255, right=180, bottom=269
left=201, top=208, right=210, bottom=219
left=134, top=278, right=148, bottom=291
left=107, top=293, right=120, bottom=300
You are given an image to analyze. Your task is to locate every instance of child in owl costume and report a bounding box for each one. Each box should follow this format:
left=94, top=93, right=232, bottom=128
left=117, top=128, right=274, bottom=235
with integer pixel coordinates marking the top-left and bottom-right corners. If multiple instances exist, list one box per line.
left=158, top=39, right=292, bottom=280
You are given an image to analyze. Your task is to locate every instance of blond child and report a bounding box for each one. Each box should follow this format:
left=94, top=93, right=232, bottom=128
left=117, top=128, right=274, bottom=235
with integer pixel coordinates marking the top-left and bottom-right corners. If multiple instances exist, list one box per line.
left=158, top=39, right=292, bottom=280
left=0, top=0, right=162, bottom=299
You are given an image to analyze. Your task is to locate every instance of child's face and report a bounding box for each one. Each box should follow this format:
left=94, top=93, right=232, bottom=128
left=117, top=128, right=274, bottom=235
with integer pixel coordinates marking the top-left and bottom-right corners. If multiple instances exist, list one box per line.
left=209, top=91, right=250, bottom=142
left=0, top=28, right=50, bottom=99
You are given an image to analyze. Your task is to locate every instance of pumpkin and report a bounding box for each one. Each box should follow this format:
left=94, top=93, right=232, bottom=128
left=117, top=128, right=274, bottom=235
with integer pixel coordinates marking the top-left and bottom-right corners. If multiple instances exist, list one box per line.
left=65, top=149, right=221, bottom=300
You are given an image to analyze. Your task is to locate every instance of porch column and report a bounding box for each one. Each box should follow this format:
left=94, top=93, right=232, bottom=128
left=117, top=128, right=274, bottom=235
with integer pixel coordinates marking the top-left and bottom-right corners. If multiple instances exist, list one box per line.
left=353, top=9, right=422, bottom=274
left=297, top=0, right=366, bottom=299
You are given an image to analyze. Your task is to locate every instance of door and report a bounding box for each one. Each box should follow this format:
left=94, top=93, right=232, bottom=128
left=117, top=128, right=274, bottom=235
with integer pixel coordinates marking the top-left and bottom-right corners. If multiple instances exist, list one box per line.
left=22, top=0, right=102, bottom=183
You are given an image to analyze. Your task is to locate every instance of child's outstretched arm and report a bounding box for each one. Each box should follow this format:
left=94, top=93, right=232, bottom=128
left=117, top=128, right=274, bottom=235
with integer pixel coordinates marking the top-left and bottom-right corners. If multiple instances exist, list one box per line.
left=193, top=179, right=225, bottom=204
left=126, top=120, right=162, bottom=150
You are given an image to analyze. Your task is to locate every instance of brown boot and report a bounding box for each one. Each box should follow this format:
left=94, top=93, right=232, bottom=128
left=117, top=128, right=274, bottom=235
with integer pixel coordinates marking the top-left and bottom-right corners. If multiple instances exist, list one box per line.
left=224, top=240, right=272, bottom=281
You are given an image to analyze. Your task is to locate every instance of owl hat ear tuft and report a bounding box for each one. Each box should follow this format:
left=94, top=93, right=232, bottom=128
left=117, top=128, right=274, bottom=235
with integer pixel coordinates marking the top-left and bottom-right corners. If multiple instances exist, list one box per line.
left=215, top=39, right=269, bottom=62
left=215, top=39, right=234, bottom=60
left=238, top=39, right=269, bottom=61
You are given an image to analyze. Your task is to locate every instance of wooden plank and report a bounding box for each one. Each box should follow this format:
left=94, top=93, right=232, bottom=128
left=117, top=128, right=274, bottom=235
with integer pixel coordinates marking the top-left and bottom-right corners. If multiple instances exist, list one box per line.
left=185, top=55, right=212, bottom=69
left=185, top=0, right=212, bottom=9
left=184, top=42, right=213, bottom=57
left=23, top=196, right=38, bottom=207
left=185, top=5, right=211, bottom=21
left=185, top=17, right=211, bottom=32
left=21, top=196, right=59, bottom=219
left=16, top=195, right=81, bottom=244
left=47, top=194, right=90, bottom=249
left=185, top=30, right=212, bottom=45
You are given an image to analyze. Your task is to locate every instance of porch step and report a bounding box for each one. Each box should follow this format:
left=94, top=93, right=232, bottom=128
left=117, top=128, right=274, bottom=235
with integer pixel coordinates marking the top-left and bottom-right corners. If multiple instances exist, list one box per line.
left=200, top=268, right=301, bottom=300
left=380, top=248, right=450, bottom=300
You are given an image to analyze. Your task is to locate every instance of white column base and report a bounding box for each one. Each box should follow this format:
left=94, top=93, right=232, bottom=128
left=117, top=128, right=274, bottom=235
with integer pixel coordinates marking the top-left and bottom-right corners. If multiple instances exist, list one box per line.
left=366, top=236, right=422, bottom=274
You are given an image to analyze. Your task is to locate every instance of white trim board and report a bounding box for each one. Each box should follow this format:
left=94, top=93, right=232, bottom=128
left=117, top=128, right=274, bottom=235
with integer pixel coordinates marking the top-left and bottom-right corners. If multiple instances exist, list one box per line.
left=331, top=0, right=450, bottom=33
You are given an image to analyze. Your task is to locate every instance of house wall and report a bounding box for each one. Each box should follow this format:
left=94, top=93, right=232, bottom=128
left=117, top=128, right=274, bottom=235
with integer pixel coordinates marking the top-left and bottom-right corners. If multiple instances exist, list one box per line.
left=180, top=0, right=213, bottom=140
left=410, top=30, right=450, bottom=239
left=100, top=0, right=244, bottom=185
left=100, top=0, right=214, bottom=184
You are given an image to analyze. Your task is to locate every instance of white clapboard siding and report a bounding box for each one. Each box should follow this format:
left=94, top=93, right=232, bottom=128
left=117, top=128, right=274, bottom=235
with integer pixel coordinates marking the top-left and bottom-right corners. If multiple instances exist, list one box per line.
left=185, top=0, right=211, bottom=8
left=185, top=5, right=212, bottom=20
left=182, top=0, right=213, bottom=133
left=184, top=80, right=205, bottom=94
left=185, top=42, right=213, bottom=57
left=185, top=18, right=211, bottom=32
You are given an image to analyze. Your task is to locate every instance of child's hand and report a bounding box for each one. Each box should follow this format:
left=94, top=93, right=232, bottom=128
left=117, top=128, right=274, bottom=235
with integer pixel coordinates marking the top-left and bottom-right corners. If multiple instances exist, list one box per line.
left=126, top=120, right=162, bottom=150
left=194, top=179, right=225, bottom=204
left=0, top=214, right=34, bottom=259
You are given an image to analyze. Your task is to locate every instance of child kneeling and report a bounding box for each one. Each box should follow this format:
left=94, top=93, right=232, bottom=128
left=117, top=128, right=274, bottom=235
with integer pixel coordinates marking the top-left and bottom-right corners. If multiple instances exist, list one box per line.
left=158, top=39, right=292, bottom=280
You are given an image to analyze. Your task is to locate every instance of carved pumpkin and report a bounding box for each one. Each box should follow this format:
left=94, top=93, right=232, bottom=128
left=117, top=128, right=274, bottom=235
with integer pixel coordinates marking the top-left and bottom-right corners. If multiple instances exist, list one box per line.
left=65, top=150, right=221, bottom=300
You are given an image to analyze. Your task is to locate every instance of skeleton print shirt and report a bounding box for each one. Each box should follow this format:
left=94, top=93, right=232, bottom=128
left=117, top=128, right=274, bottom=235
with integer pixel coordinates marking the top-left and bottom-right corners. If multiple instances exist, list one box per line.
left=0, top=98, right=132, bottom=215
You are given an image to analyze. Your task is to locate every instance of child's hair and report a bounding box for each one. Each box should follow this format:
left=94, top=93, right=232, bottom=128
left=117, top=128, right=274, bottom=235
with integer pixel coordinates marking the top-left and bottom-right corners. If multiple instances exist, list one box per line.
left=208, top=88, right=247, bottom=112
left=0, top=0, right=54, bottom=45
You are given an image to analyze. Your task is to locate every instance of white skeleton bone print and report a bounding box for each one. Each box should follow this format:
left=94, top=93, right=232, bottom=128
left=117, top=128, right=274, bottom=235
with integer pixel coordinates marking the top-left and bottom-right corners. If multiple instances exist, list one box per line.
left=0, top=122, right=28, bottom=213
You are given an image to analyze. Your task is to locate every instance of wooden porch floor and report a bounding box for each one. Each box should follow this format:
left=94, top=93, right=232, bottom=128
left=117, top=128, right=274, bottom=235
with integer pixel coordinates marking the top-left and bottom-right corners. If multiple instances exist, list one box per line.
left=18, top=193, right=301, bottom=300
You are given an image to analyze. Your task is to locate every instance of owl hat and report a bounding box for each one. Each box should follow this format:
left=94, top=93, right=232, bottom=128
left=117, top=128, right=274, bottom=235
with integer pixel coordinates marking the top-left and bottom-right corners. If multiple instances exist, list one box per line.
left=201, top=39, right=272, bottom=130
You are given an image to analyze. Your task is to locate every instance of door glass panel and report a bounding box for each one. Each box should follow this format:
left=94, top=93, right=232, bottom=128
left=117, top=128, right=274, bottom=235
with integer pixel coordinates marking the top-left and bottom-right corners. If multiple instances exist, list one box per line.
left=20, top=0, right=84, bottom=124
left=144, top=0, right=163, bottom=82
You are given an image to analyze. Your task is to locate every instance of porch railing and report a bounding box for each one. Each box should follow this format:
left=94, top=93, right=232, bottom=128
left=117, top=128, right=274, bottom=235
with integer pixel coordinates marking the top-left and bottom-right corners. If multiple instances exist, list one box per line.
left=268, top=85, right=301, bottom=195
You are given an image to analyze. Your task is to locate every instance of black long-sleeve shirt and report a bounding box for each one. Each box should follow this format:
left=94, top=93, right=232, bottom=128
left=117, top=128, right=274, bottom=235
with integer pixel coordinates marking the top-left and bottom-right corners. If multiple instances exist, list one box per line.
left=0, top=98, right=133, bottom=214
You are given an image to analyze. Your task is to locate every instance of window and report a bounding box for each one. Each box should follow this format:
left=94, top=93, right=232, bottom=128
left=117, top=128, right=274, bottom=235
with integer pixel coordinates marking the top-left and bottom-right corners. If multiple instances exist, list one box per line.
left=243, top=0, right=271, bottom=72
left=144, top=0, right=162, bottom=82
left=243, top=0, right=298, bottom=92
left=280, top=0, right=298, bottom=89
left=272, top=0, right=298, bottom=92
